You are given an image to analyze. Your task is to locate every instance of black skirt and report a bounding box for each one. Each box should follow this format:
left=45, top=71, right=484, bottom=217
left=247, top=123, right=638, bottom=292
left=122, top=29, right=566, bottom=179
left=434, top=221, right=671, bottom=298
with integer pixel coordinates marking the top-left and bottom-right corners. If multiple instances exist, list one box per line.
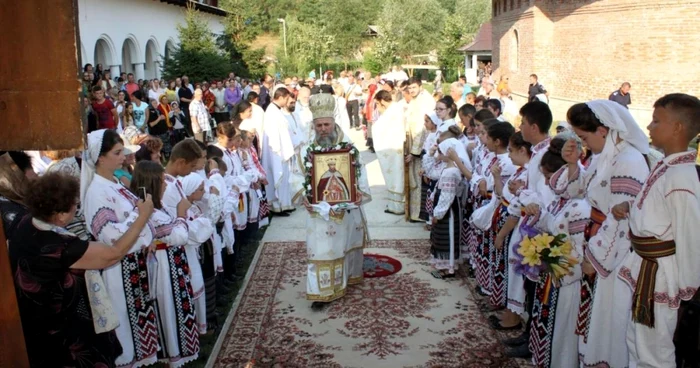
left=430, top=188, right=462, bottom=261
left=419, top=178, right=430, bottom=221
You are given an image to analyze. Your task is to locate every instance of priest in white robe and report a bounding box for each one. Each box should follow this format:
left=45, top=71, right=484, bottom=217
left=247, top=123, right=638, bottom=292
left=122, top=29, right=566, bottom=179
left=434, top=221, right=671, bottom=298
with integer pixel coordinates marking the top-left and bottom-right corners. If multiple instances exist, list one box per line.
left=372, top=89, right=406, bottom=214
left=300, top=93, right=371, bottom=307
left=284, top=93, right=307, bottom=204
left=261, top=86, right=295, bottom=214
left=295, top=85, right=314, bottom=142
left=405, top=78, right=435, bottom=221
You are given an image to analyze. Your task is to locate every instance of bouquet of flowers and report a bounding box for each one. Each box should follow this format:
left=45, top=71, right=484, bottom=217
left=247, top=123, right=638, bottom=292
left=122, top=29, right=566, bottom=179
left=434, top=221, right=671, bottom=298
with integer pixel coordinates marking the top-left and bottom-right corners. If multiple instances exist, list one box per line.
left=512, top=224, right=578, bottom=285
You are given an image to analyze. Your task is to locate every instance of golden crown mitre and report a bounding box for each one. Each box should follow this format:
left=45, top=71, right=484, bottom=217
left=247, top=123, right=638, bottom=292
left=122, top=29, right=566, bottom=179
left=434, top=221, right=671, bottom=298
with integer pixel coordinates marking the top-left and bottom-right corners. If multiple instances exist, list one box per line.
left=309, top=93, right=336, bottom=120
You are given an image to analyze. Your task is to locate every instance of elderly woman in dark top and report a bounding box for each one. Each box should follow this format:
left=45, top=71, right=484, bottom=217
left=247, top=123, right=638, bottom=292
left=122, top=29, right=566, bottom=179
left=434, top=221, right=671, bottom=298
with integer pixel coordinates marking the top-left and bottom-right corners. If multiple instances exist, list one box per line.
left=0, top=151, right=36, bottom=237
left=8, top=172, right=154, bottom=367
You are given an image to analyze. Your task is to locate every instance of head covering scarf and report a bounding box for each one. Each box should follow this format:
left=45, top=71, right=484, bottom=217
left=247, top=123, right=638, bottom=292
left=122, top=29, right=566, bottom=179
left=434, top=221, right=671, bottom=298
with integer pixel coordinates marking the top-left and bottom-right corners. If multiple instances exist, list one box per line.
left=158, top=94, right=172, bottom=128
left=0, top=153, right=30, bottom=203
left=438, top=137, right=470, bottom=170
left=437, top=118, right=457, bottom=133
left=80, top=129, right=107, bottom=206
left=426, top=112, right=441, bottom=128
left=556, top=121, right=570, bottom=131
left=181, top=172, right=205, bottom=197
left=585, top=100, right=649, bottom=189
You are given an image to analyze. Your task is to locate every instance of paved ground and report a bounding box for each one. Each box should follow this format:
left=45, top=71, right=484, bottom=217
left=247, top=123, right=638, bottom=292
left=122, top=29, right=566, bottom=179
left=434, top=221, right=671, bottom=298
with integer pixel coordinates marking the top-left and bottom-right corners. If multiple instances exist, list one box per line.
left=261, top=128, right=429, bottom=243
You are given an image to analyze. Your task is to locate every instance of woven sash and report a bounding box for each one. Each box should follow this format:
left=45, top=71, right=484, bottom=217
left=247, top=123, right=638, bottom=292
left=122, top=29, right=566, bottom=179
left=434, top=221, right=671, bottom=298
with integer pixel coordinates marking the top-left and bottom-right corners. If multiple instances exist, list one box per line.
left=630, top=232, right=676, bottom=327
left=583, top=207, right=606, bottom=242
left=155, top=240, right=169, bottom=250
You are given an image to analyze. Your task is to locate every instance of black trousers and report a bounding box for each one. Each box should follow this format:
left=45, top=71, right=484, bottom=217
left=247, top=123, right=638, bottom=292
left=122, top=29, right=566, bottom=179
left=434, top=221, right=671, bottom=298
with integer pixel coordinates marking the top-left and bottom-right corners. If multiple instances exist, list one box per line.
left=347, top=100, right=360, bottom=128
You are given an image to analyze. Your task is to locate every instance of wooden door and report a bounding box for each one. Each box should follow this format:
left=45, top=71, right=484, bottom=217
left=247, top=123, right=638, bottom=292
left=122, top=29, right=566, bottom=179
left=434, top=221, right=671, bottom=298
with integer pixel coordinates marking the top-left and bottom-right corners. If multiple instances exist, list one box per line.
left=0, top=1, right=83, bottom=366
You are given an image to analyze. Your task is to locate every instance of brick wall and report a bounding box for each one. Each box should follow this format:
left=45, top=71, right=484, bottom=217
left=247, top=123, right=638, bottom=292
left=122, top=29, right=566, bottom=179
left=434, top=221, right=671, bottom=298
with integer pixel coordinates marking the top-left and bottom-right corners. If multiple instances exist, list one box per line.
left=492, top=0, right=700, bottom=125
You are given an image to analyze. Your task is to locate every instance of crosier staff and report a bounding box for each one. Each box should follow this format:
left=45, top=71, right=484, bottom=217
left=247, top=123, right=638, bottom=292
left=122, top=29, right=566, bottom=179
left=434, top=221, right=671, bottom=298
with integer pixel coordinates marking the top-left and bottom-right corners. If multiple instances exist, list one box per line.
left=403, top=132, right=411, bottom=221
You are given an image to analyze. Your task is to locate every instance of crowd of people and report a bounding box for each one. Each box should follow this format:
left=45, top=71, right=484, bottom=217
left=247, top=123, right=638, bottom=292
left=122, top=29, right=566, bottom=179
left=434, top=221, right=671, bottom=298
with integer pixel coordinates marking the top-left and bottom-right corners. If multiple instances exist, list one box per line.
left=377, top=75, right=699, bottom=367
left=2, top=60, right=699, bottom=368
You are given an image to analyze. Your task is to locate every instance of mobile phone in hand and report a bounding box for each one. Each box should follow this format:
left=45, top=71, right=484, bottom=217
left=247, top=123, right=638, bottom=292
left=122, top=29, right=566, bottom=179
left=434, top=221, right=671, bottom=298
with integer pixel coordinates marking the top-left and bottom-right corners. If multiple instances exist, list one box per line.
left=138, top=187, right=147, bottom=201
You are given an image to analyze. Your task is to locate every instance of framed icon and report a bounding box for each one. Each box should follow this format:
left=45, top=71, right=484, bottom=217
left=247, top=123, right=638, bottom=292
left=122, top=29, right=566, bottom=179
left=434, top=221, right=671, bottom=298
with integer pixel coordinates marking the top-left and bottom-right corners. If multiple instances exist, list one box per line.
left=310, top=149, right=357, bottom=204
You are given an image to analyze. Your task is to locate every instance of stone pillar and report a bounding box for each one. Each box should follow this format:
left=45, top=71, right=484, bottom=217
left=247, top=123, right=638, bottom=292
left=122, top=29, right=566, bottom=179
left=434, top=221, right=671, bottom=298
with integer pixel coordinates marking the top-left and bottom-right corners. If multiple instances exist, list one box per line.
left=134, top=62, right=145, bottom=81
left=155, top=61, right=161, bottom=79
left=109, top=65, right=121, bottom=80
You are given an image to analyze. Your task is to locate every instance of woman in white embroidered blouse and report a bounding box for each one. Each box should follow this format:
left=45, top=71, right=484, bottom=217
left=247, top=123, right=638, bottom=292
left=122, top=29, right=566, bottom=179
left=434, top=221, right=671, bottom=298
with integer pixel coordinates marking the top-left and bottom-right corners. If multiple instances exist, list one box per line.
left=81, top=129, right=160, bottom=367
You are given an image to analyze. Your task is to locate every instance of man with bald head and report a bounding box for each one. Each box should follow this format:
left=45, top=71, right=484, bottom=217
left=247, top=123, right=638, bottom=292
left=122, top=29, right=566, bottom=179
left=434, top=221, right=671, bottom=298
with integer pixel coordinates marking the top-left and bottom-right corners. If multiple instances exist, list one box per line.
left=189, top=88, right=212, bottom=142
left=295, top=86, right=313, bottom=140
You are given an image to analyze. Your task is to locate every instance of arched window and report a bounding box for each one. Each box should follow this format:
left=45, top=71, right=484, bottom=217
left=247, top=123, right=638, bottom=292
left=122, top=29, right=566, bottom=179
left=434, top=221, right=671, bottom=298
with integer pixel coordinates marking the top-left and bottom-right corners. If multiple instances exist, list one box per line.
left=510, top=30, right=519, bottom=72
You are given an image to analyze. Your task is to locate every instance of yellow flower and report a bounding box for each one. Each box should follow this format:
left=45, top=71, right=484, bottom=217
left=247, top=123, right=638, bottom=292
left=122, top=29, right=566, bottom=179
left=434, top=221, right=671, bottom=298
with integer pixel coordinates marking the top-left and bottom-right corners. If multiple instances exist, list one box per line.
left=559, top=240, right=573, bottom=255
left=533, top=234, right=555, bottom=252
left=518, top=236, right=537, bottom=257
left=551, top=263, right=568, bottom=279
left=522, top=252, right=542, bottom=267
left=549, top=245, right=563, bottom=258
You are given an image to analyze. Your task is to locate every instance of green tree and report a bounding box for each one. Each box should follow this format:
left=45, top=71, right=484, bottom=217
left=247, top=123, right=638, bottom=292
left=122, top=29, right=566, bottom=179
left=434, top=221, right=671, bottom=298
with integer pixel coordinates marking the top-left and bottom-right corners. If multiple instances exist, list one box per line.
left=437, top=0, right=491, bottom=76
left=284, top=18, right=335, bottom=75
left=376, top=0, right=447, bottom=59
left=162, top=5, right=229, bottom=82
left=317, top=0, right=385, bottom=60
left=177, top=4, right=217, bottom=53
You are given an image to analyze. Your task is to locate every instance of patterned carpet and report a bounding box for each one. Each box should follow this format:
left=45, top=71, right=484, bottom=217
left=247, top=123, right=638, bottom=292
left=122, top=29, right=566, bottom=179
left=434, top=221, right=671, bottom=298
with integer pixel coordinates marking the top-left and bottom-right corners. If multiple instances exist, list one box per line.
left=213, top=239, right=531, bottom=368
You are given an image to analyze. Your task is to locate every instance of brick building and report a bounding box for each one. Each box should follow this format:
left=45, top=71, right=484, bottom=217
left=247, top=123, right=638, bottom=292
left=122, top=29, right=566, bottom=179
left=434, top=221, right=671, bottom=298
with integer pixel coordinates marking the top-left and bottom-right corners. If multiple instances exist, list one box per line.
left=491, top=0, right=700, bottom=127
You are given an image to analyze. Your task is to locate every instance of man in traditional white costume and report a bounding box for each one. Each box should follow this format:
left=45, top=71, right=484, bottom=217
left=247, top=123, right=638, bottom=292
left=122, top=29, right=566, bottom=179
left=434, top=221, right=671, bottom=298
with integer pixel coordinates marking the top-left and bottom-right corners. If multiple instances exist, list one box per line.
left=301, top=93, right=371, bottom=308
left=261, top=86, right=295, bottom=215
left=613, top=94, right=700, bottom=368
left=372, top=89, right=406, bottom=214
left=404, top=77, right=435, bottom=221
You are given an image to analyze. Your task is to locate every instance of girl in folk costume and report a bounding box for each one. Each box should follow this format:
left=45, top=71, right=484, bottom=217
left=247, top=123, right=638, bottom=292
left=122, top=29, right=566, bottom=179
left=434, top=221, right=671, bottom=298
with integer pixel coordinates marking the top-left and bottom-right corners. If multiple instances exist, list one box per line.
left=429, top=127, right=467, bottom=278
left=468, top=117, right=502, bottom=296
left=203, top=155, right=230, bottom=327
left=421, top=112, right=445, bottom=228
left=478, top=123, right=518, bottom=313
left=240, top=121, right=271, bottom=228
left=527, top=134, right=591, bottom=368
left=459, top=109, right=495, bottom=271
left=612, top=94, right=700, bottom=368
left=81, top=129, right=160, bottom=367
left=239, top=129, right=270, bottom=229
left=181, top=172, right=221, bottom=335
left=552, top=100, right=650, bottom=368
left=212, top=123, right=257, bottom=283
left=489, top=132, right=532, bottom=330
left=130, top=161, right=200, bottom=367
left=457, top=103, right=480, bottom=156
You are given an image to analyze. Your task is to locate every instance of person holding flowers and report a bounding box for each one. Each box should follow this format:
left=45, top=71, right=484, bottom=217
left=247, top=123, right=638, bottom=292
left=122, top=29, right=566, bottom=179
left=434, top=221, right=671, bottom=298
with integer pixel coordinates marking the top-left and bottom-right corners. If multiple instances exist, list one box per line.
left=517, top=134, right=591, bottom=367
left=488, top=131, right=531, bottom=330
left=554, top=100, right=650, bottom=368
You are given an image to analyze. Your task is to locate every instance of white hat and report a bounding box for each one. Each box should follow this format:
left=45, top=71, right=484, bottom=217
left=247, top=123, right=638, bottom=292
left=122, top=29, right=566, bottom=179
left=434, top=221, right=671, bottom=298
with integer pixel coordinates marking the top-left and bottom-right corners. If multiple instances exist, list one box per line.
left=120, top=134, right=141, bottom=155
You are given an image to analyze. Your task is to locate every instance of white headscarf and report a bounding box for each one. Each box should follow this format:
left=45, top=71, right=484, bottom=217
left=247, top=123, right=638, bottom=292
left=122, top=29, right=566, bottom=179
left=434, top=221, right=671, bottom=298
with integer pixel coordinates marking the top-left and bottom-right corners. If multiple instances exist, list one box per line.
left=437, top=118, right=457, bottom=133
left=556, top=121, right=570, bottom=131
left=585, top=100, right=650, bottom=189
left=181, top=172, right=205, bottom=196
left=426, top=112, right=441, bottom=127
left=80, top=129, right=107, bottom=205
left=438, top=137, right=471, bottom=171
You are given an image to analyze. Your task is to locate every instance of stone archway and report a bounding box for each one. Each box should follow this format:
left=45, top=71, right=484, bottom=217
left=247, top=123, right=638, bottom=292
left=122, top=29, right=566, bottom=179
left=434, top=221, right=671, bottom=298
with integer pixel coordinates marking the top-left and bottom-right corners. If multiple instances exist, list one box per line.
left=121, top=35, right=143, bottom=80
left=509, top=29, right=519, bottom=72
left=94, top=38, right=113, bottom=68
left=144, top=38, right=160, bottom=80
left=165, top=38, right=176, bottom=61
